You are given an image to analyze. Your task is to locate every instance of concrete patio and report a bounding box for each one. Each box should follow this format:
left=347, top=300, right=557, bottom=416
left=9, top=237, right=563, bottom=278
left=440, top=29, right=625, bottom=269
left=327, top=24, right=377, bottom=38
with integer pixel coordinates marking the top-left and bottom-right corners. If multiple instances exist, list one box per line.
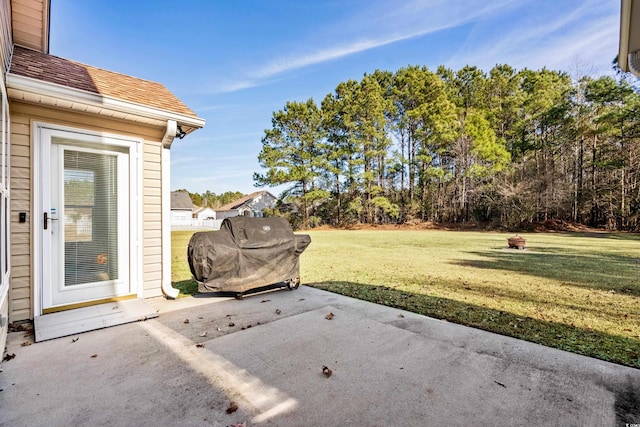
left=1, top=286, right=638, bottom=426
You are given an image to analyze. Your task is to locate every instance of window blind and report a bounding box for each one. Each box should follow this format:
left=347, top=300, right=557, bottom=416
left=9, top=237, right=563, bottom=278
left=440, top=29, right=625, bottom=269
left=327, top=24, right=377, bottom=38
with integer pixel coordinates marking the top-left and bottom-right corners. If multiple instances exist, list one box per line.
left=63, top=150, right=119, bottom=286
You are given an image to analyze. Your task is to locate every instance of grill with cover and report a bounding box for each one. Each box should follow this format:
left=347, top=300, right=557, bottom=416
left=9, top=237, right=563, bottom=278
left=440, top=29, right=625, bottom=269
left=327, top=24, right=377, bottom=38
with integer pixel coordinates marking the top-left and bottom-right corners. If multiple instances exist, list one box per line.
left=187, top=217, right=311, bottom=295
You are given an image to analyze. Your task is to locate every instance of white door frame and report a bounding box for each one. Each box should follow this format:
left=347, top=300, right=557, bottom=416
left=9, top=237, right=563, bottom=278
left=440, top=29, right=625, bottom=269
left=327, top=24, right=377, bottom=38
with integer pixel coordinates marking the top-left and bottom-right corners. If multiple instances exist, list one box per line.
left=33, top=122, right=143, bottom=316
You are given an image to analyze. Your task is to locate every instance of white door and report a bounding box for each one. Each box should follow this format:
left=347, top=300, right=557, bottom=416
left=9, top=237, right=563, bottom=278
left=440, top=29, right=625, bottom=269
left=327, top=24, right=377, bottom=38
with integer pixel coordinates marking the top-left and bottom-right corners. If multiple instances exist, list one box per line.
left=40, top=128, right=137, bottom=310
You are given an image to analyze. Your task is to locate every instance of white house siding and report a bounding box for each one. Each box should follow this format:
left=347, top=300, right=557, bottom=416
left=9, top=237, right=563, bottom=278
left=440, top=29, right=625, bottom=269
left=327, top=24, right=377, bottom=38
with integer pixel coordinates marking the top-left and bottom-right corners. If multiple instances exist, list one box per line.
left=193, top=207, right=216, bottom=222
left=250, top=192, right=277, bottom=212
left=7, top=101, right=168, bottom=320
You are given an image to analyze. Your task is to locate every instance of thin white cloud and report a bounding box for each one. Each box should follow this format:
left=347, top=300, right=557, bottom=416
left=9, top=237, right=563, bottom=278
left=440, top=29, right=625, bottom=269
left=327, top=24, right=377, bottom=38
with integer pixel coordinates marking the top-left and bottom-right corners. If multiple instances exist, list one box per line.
left=454, top=1, right=618, bottom=73
left=170, top=156, right=200, bottom=167
left=185, top=132, right=262, bottom=144
left=529, top=20, right=618, bottom=71
left=192, top=104, right=225, bottom=112
left=213, top=80, right=262, bottom=94
left=215, top=132, right=263, bottom=140
left=211, top=0, right=522, bottom=93
left=191, top=171, right=250, bottom=182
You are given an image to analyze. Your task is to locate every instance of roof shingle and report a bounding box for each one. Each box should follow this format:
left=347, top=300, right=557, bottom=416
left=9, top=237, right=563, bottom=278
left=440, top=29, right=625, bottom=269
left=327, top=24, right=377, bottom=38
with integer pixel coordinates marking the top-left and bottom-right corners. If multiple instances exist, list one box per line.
left=9, top=46, right=198, bottom=118
left=171, top=191, right=195, bottom=210
left=216, top=191, right=273, bottom=211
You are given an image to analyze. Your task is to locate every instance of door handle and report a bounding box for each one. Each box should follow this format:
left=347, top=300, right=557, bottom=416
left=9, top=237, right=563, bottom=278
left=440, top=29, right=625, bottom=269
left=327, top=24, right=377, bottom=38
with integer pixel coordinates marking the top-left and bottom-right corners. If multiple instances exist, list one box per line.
left=44, top=212, right=58, bottom=230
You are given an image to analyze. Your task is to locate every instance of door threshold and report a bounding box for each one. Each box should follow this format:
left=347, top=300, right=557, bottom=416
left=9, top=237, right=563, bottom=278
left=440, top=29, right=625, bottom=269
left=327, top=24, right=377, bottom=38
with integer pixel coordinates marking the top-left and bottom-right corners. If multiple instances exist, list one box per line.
left=34, top=299, right=159, bottom=342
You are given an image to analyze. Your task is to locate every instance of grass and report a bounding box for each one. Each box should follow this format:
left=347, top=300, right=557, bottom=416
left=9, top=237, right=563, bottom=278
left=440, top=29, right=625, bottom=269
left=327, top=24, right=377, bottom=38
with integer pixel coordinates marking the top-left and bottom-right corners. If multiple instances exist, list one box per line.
left=171, top=231, right=199, bottom=296
left=172, top=229, right=640, bottom=368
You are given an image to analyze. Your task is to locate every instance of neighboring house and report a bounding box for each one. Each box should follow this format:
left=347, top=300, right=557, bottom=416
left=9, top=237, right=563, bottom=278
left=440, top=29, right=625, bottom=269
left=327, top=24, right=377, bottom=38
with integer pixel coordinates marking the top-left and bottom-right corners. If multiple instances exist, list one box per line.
left=193, top=206, right=219, bottom=229
left=215, top=191, right=278, bottom=220
left=171, top=190, right=195, bottom=226
left=193, top=206, right=216, bottom=222
left=619, top=0, right=640, bottom=76
left=0, top=0, right=205, bottom=346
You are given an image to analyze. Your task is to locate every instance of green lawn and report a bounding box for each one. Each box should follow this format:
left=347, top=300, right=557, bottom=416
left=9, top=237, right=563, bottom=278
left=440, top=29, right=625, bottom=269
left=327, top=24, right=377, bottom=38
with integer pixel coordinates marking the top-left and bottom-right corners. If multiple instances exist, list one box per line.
left=172, top=229, right=640, bottom=368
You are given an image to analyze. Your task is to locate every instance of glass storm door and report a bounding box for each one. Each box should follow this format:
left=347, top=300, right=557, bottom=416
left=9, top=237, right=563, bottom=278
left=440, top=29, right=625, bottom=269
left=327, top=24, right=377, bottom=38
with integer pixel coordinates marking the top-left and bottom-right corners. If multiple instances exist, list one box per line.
left=42, top=131, right=131, bottom=309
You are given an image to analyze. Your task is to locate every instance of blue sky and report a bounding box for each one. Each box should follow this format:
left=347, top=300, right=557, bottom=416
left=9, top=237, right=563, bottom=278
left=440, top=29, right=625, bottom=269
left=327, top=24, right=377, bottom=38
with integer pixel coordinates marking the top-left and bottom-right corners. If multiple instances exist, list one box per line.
left=50, top=0, right=620, bottom=196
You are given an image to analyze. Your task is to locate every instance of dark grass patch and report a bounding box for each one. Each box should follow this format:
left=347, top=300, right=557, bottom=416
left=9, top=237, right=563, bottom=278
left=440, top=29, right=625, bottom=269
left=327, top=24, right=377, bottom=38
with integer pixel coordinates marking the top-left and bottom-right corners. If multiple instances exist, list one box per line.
left=172, top=279, right=199, bottom=297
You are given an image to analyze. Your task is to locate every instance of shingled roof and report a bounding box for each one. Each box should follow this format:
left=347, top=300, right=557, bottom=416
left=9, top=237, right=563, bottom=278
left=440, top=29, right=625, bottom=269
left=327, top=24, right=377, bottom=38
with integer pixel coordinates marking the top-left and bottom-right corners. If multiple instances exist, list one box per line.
left=216, top=191, right=275, bottom=211
left=8, top=45, right=198, bottom=118
left=171, top=191, right=195, bottom=210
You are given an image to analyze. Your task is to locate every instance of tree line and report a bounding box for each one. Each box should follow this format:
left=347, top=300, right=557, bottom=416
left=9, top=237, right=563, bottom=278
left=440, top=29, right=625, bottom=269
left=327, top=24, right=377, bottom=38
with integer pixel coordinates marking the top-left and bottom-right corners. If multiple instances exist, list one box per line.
left=179, top=189, right=245, bottom=209
left=254, top=63, right=640, bottom=231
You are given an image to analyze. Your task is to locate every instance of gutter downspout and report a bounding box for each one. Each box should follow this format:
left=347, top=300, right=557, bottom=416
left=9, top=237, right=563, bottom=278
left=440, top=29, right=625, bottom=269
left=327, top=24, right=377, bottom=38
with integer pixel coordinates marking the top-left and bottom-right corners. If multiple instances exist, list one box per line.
left=161, top=120, right=180, bottom=299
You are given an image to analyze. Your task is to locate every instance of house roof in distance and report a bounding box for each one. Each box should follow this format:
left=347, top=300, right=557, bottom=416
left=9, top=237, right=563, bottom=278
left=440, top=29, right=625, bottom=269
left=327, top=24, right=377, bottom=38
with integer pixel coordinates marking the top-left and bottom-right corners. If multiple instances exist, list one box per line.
left=193, top=206, right=215, bottom=215
left=171, top=191, right=194, bottom=210
left=9, top=45, right=199, bottom=118
left=216, top=190, right=276, bottom=211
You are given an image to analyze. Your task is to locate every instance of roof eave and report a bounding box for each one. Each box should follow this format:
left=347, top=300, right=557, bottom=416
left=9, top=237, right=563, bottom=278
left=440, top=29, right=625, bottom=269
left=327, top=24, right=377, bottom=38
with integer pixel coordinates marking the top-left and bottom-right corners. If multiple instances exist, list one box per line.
left=6, top=73, right=206, bottom=131
left=619, top=0, right=640, bottom=76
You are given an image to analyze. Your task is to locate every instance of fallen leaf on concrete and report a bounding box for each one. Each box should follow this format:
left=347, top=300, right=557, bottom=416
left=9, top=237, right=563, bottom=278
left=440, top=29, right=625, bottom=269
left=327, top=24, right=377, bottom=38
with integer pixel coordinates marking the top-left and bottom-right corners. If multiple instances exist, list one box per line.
left=230, top=422, right=246, bottom=427
left=90, top=354, right=98, bottom=358
left=20, top=342, right=31, bottom=347
left=199, top=331, right=208, bottom=337
left=196, top=343, right=205, bottom=348
left=325, top=312, right=334, bottom=320
left=261, top=299, right=271, bottom=303
left=8, top=322, right=33, bottom=333
left=494, top=381, right=506, bottom=388
left=275, top=309, right=281, bottom=315
left=322, top=366, right=332, bottom=378
left=226, top=401, right=239, bottom=414
left=3, top=353, right=15, bottom=362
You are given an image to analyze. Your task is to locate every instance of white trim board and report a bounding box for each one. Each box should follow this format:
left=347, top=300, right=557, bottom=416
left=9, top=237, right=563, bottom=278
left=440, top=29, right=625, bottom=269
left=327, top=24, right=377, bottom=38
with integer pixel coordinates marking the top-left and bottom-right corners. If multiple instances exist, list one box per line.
left=34, top=299, right=158, bottom=342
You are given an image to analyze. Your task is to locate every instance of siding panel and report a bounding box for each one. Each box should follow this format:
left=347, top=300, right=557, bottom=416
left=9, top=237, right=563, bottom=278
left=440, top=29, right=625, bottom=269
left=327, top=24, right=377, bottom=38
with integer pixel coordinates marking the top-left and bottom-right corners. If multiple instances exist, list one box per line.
left=10, top=276, right=30, bottom=289
left=9, top=110, right=32, bottom=320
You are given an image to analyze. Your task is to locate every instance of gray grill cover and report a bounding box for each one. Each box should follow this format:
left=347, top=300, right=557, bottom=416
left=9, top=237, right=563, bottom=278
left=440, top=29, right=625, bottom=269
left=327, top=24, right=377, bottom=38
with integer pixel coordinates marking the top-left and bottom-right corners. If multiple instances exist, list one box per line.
left=188, top=217, right=311, bottom=293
